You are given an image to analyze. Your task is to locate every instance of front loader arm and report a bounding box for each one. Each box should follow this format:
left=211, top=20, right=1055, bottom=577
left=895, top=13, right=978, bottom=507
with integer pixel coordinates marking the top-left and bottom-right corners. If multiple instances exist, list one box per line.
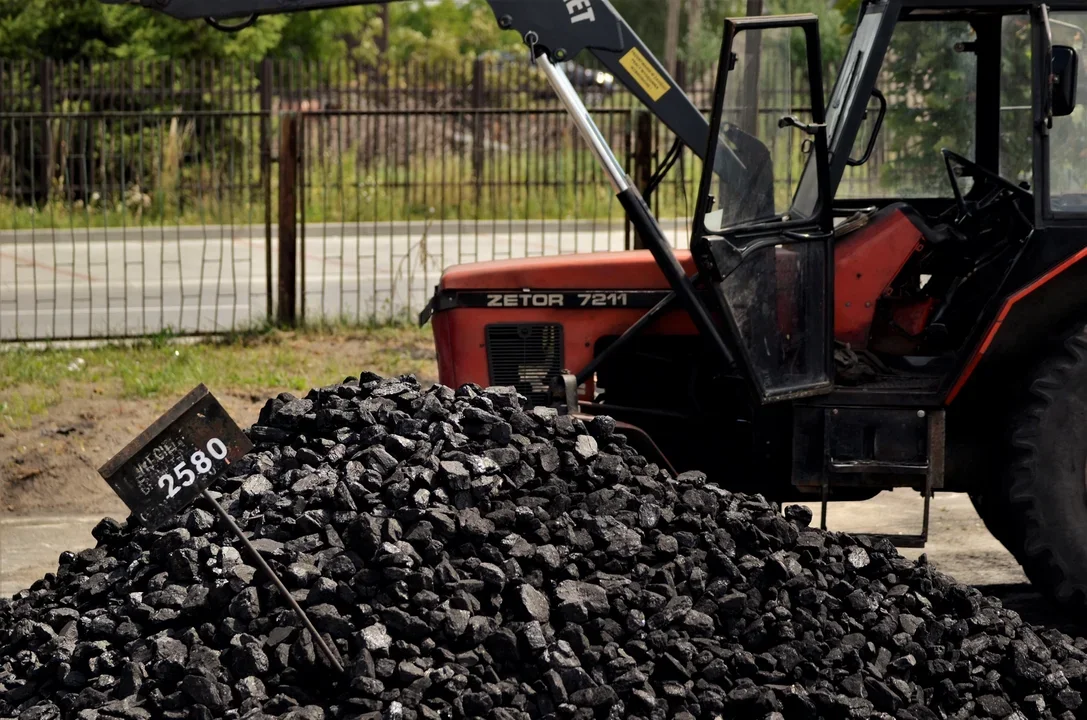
left=102, top=0, right=741, bottom=177
left=486, top=0, right=720, bottom=169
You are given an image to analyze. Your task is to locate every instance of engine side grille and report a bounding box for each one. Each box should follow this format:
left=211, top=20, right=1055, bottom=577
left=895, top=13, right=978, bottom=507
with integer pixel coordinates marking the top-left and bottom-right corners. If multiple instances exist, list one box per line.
left=485, top=324, right=564, bottom=405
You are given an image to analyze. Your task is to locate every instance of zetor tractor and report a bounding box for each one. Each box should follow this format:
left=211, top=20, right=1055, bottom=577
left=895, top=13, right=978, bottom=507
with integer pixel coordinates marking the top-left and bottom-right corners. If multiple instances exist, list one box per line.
left=120, top=0, right=1087, bottom=605
left=426, top=0, right=1087, bottom=608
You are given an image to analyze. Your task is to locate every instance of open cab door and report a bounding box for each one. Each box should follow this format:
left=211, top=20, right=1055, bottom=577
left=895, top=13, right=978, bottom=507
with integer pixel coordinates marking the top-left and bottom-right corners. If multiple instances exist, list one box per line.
left=692, top=14, right=834, bottom=403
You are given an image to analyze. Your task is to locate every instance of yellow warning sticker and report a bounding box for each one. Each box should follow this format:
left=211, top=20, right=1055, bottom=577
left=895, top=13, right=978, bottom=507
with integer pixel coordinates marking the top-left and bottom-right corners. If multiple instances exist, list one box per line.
left=619, top=48, right=672, bottom=102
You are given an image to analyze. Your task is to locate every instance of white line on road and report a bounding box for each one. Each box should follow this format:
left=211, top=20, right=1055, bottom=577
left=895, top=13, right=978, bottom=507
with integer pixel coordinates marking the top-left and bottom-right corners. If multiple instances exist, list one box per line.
left=0, top=304, right=252, bottom=317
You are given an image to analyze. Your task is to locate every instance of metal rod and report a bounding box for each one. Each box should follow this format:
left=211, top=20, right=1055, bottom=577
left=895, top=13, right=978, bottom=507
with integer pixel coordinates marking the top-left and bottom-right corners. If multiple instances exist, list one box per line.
left=576, top=401, right=691, bottom=422
left=535, top=53, right=630, bottom=194
left=921, top=488, right=931, bottom=542
left=202, top=489, right=344, bottom=674
left=536, top=45, right=737, bottom=367
left=574, top=287, right=683, bottom=387
left=820, top=479, right=829, bottom=532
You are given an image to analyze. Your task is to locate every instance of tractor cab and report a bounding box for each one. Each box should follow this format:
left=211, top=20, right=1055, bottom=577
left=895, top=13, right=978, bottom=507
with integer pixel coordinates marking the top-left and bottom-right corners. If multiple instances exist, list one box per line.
left=692, top=1, right=1084, bottom=408
left=672, top=0, right=1087, bottom=546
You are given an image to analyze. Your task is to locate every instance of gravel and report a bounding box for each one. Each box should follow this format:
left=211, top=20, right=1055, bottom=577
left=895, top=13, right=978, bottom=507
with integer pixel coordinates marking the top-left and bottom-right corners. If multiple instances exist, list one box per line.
left=3, top=373, right=1087, bottom=719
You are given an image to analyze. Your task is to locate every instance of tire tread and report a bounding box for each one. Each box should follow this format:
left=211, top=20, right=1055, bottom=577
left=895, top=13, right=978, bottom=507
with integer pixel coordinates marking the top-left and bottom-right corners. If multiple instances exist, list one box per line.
left=1006, top=327, right=1087, bottom=606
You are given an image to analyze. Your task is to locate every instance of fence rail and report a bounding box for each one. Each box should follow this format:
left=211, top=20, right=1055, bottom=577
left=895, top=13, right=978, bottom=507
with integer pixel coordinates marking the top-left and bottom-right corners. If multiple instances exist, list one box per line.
left=0, top=57, right=712, bottom=341
left=0, top=56, right=896, bottom=342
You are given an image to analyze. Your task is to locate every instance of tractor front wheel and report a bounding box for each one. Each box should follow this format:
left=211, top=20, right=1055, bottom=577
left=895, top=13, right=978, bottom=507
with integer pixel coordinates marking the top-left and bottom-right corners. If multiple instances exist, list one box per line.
left=1003, top=326, right=1087, bottom=607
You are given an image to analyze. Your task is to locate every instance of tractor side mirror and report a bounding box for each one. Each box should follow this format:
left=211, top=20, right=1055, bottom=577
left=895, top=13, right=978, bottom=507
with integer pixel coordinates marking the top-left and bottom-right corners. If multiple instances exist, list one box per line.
left=1052, top=45, right=1079, bottom=117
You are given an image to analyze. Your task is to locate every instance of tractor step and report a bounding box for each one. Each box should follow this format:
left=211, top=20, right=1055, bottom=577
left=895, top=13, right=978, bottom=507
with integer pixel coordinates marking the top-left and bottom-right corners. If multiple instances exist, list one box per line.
left=795, top=405, right=944, bottom=549
left=818, top=479, right=932, bottom=549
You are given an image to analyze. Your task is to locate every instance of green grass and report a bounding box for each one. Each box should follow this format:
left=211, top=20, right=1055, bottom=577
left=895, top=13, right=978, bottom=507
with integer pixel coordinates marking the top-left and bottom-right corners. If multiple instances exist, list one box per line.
left=0, top=324, right=436, bottom=431
left=0, top=145, right=705, bottom=230
left=0, top=141, right=863, bottom=231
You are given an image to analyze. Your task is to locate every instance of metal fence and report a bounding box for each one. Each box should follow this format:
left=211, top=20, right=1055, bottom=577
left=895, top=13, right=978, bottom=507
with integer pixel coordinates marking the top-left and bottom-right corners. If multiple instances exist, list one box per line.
left=0, top=58, right=712, bottom=340
left=0, top=56, right=895, bottom=341
left=1, top=110, right=270, bottom=339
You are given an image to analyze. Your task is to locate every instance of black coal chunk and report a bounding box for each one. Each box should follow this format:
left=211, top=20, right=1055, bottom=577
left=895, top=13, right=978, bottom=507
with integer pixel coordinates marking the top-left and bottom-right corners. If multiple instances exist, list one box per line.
left=5, top=373, right=1087, bottom=720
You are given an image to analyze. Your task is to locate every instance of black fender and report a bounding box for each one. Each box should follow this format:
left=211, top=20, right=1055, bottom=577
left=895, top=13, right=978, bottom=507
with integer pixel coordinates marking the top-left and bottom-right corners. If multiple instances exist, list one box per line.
left=946, top=245, right=1087, bottom=405
left=943, top=245, right=1087, bottom=492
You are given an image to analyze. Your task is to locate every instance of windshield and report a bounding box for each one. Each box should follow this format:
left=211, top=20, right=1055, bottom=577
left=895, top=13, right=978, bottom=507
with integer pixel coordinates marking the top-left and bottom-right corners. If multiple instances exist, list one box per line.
left=703, top=24, right=811, bottom=231
left=1047, top=11, right=1087, bottom=212
left=792, top=3, right=890, bottom=218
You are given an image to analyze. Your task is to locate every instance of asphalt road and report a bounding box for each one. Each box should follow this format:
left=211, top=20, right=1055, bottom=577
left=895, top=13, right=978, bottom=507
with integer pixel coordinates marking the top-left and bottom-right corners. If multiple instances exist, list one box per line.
left=0, top=220, right=690, bottom=340
left=0, top=515, right=106, bottom=598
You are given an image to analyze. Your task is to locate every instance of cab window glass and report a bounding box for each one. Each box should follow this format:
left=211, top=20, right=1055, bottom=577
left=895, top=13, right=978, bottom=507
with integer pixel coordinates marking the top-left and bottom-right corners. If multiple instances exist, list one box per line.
left=838, top=21, right=977, bottom=199
left=1048, top=12, right=1087, bottom=212
left=1000, top=15, right=1032, bottom=186
left=703, top=25, right=814, bottom=230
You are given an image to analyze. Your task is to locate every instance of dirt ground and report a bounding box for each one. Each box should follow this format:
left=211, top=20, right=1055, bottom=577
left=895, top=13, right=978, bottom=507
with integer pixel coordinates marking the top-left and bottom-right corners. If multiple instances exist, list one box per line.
left=1, top=391, right=266, bottom=517
left=0, top=329, right=438, bottom=516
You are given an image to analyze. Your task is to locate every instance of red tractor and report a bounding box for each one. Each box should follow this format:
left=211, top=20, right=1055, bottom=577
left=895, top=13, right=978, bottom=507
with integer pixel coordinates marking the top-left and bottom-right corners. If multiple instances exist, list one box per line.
left=425, top=1, right=1087, bottom=608
left=119, top=0, right=1087, bottom=607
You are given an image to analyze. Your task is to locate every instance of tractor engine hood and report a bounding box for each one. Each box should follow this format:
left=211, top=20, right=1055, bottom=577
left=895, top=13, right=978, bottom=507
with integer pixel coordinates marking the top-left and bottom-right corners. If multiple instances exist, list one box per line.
left=419, top=250, right=697, bottom=325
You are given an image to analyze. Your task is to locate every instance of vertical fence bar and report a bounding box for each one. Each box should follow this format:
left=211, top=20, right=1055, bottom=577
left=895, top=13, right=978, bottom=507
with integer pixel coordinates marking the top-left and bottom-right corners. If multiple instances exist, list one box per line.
left=260, top=58, right=273, bottom=321
left=631, top=110, right=653, bottom=250
left=38, top=59, right=54, bottom=203
left=277, top=114, right=299, bottom=326
left=298, top=104, right=306, bottom=325
left=471, top=58, right=485, bottom=199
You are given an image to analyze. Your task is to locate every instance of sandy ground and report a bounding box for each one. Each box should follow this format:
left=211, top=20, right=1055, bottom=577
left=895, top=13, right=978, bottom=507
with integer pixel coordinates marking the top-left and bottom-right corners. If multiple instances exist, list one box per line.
left=0, top=392, right=269, bottom=598
left=807, top=491, right=1026, bottom=587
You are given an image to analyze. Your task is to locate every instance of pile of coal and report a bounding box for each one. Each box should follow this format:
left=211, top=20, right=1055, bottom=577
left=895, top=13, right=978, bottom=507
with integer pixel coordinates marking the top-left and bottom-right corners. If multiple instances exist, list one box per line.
left=3, top=374, right=1087, bottom=720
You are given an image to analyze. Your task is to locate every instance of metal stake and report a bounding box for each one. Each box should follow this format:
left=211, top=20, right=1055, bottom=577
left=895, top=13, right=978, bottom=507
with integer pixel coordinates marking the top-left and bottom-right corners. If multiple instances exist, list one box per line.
left=820, top=477, right=829, bottom=532
left=202, top=489, right=344, bottom=674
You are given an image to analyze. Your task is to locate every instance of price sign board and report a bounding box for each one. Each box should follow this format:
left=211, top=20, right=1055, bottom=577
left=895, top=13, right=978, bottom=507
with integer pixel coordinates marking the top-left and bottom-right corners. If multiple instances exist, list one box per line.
left=98, top=384, right=253, bottom=529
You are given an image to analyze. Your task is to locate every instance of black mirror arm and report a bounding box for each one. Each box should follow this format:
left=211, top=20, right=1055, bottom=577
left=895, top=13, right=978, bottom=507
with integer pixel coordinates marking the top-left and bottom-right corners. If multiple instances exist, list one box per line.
left=778, top=116, right=826, bottom=135
left=846, top=88, right=886, bottom=167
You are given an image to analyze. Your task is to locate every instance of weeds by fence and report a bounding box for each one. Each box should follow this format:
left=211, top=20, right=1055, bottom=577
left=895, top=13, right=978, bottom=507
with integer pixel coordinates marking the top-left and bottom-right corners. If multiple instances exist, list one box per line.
left=1, top=57, right=710, bottom=225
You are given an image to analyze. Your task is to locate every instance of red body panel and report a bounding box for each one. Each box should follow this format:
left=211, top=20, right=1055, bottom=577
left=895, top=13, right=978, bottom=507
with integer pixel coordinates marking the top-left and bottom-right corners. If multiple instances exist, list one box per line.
left=433, top=215, right=938, bottom=393
left=833, top=209, right=924, bottom=348
left=433, top=251, right=698, bottom=392
left=891, top=297, right=938, bottom=337
left=440, top=250, right=697, bottom=290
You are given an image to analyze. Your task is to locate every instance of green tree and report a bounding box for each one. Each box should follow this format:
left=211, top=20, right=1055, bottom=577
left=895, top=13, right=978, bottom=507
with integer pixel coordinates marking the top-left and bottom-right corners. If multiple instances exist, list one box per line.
left=387, top=0, right=520, bottom=64
left=0, top=0, right=520, bottom=63
left=0, top=0, right=290, bottom=60
left=609, top=0, right=847, bottom=73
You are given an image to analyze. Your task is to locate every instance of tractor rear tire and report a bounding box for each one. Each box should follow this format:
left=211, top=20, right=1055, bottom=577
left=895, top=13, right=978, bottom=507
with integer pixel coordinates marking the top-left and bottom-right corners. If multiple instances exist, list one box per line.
left=1004, top=326, right=1087, bottom=607
left=968, top=489, right=1021, bottom=560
